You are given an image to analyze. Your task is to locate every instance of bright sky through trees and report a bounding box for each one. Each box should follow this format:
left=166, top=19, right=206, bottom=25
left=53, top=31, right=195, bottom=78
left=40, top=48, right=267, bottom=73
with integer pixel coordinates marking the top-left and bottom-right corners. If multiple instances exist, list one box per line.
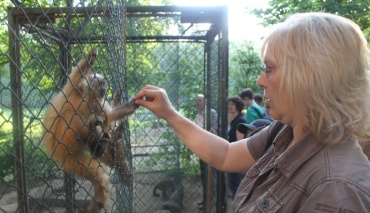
left=173, top=0, right=269, bottom=42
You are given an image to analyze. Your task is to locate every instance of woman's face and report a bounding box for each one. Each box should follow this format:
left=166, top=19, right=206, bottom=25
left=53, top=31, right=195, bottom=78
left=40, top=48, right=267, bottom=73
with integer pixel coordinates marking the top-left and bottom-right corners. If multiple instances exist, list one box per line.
left=228, top=101, right=237, bottom=114
left=257, top=59, right=294, bottom=125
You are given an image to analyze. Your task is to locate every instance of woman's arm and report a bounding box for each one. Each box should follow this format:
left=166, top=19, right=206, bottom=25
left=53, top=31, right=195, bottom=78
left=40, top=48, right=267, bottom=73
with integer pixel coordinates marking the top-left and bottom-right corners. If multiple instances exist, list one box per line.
left=134, top=85, right=256, bottom=172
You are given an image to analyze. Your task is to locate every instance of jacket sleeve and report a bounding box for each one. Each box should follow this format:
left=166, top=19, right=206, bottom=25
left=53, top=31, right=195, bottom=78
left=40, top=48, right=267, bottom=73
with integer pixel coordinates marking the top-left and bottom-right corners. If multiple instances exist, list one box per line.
left=246, top=125, right=270, bottom=160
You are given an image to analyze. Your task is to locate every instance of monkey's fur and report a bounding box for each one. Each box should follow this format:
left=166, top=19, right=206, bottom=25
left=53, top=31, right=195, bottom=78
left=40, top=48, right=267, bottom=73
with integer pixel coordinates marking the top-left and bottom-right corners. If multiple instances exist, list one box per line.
left=42, top=48, right=137, bottom=212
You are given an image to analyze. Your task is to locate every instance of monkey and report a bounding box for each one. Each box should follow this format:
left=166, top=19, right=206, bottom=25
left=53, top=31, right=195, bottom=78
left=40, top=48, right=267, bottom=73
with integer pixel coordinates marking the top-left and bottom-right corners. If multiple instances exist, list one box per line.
left=42, top=48, right=137, bottom=213
left=153, top=178, right=184, bottom=213
left=153, top=179, right=177, bottom=199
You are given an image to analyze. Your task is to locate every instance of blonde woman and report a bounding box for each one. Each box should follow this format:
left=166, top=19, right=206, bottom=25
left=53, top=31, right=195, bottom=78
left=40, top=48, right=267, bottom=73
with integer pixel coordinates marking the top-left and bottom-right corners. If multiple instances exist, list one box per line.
left=134, top=12, right=370, bottom=212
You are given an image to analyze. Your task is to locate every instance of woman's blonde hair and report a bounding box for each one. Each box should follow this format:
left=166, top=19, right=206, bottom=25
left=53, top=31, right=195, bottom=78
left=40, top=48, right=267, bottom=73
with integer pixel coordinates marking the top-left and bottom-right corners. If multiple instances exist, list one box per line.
left=261, top=12, right=370, bottom=145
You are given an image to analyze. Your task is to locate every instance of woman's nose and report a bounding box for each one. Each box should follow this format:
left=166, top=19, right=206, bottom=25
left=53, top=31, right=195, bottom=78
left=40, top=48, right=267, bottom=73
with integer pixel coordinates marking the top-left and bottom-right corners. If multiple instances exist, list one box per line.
left=257, top=74, right=266, bottom=89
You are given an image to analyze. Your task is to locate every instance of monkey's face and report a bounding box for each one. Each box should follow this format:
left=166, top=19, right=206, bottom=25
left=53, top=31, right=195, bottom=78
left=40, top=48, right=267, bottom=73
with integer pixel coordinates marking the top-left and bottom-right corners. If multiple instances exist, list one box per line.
left=89, top=73, right=107, bottom=99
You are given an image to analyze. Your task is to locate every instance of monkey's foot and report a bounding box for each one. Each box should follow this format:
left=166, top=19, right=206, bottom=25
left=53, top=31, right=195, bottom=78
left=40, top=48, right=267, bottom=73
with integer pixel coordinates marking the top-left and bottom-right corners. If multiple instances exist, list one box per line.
left=89, top=172, right=111, bottom=213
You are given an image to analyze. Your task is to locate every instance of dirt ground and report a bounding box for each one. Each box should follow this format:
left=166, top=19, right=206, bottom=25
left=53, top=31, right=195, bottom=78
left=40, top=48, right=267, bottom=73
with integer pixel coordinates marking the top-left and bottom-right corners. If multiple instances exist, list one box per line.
left=0, top=173, right=233, bottom=213
left=0, top=187, right=17, bottom=213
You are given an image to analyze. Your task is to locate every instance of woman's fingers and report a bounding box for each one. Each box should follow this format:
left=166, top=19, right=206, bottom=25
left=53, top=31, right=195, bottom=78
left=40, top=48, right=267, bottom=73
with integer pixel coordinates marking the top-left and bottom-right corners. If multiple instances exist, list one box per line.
left=133, top=85, right=175, bottom=119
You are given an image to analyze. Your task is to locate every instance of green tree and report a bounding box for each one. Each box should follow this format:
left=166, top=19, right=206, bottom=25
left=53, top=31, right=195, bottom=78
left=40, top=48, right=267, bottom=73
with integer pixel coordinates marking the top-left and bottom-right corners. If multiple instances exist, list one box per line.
left=251, top=0, right=370, bottom=40
left=229, top=41, right=263, bottom=96
left=1, top=0, right=111, bottom=95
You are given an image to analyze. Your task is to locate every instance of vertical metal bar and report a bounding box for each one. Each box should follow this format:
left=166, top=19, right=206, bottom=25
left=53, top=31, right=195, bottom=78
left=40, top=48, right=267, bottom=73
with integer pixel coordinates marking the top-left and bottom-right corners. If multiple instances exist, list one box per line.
left=60, top=47, right=75, bottom=212
left=64, top=174, right=76, bottom=212
left=63, top=1, right=76, bottom=211
left=220, top=7, right=229, bottom=135
left=218, top=7, right=229, bottom=212
left=216, top=6, right=229, bottom=213
left=215, top=37, right=227, bottom=213
left=204, top=42, right=212, bottom=213
left=111, top=1, right=134, bottom=212
left=8, top=8, right=29, bottom=213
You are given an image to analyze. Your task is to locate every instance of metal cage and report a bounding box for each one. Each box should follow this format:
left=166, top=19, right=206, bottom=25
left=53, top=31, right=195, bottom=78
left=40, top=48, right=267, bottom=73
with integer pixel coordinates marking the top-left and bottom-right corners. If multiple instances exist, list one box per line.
left=1, top=3, right=228, bottom=213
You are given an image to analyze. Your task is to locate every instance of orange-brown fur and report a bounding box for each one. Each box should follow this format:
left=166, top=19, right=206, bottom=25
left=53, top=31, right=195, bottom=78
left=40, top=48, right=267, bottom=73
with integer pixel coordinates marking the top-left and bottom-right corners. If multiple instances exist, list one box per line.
left=42, top=49, right=136, bottom=212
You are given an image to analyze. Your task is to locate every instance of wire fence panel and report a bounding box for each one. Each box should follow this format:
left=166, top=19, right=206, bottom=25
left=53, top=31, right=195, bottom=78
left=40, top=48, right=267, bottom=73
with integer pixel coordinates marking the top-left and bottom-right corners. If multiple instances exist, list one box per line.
left=3, top=1, right=131, bottom=212
left=0, top=3, right=228, bottom=213
left=126, top=9, right=229, bottom=211
left=128, top=41, right=206, bottom=213
left=125, top=6, right=228, bottom=212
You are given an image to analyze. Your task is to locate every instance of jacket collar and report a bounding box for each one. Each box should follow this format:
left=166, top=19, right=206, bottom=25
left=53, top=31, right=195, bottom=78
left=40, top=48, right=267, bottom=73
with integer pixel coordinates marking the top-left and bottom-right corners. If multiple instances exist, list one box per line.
left=272, top=125, right=326, bottom=178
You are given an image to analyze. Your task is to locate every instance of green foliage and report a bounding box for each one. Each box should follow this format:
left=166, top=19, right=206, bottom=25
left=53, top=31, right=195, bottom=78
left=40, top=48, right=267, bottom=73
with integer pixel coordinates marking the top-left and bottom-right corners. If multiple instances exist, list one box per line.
left=25, top=137, right=57, bottom=180
left=0, top=0, right=12, bottom=69
left=251, top=0, right=370, bottom=40
left=230, top=0, right=370, bottom=96
left=128, top=42, right=205, bottom=176
left=0, top=107, right=55, bottom=182
left=0, top=135, right=57, bottom=182
left=1, top=0, right=136, bottom=96
left=229, top=41, right=263, bottom=96
left=135, top=42, right=208, bottom=177
left=149, top=130, right=200, bottom=177
left=0, top=135, right=13, bottom=181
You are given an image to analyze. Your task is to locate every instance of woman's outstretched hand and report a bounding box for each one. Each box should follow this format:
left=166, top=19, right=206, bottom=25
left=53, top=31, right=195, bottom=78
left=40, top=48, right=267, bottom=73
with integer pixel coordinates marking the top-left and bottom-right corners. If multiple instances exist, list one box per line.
left=133, top=85, right=177, bottom=120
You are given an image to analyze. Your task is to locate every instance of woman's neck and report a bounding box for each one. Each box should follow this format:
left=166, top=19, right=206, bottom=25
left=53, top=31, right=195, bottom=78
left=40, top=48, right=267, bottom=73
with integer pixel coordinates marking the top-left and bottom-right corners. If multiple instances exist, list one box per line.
left=288, top=123, right=308, bottom=149
left=229, top=111, right=239, bottom=119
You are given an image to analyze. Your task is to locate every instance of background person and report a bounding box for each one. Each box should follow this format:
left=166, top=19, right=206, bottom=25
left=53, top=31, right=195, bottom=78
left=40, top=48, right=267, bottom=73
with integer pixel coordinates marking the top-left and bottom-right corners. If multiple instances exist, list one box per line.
left=263, top=105, right=274, bottom=121
left=236, top=118, right=272, bottom=141
left=254, top=93, right=273, bottom=121
left=239, top=88, right=265, bottom=123
left=253, top=93, right=263, bottom=107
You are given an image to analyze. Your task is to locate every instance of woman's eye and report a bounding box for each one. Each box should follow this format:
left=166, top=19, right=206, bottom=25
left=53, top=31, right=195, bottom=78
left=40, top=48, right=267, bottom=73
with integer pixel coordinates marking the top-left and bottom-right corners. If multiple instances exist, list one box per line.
left=265, top=66, right=273, bottom=73
left=262, top=65, right=274, bottom=76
